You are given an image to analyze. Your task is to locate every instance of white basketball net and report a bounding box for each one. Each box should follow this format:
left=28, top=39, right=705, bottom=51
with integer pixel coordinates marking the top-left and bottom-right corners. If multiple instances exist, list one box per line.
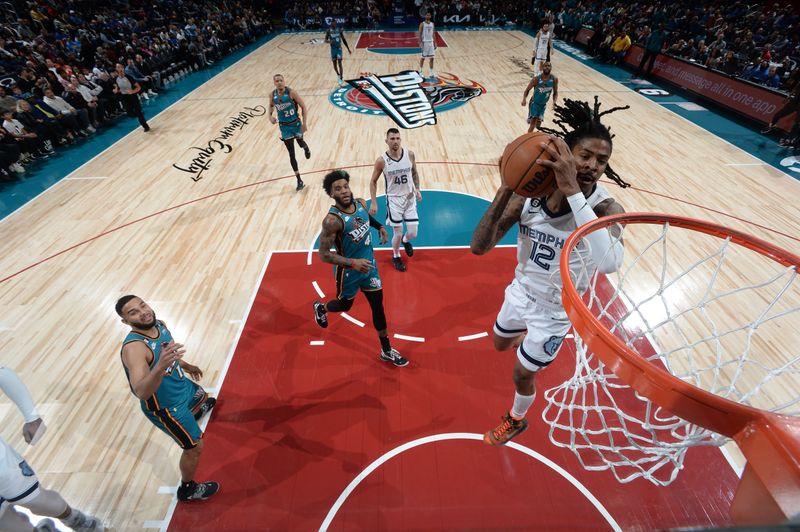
left=542, top=219, right=800, bottom=486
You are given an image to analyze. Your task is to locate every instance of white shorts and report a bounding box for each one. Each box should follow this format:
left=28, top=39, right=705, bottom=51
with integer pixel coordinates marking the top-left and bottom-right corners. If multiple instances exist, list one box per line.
left=493, top=278, right=571, bottom=372
left=385, top=194, right=419, bottom=227
left=421, top=41, right=435, bottom=58
left=0, top=437, right=40, bottom=514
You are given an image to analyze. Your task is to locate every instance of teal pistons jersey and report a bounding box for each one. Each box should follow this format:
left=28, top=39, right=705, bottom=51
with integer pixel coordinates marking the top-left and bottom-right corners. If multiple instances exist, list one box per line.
left=329, top=201, right=375, bottom=262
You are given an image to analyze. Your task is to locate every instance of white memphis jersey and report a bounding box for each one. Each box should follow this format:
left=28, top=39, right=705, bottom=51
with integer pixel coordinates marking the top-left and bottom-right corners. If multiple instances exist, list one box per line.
left=536, top=30, right=552, bottom=57
left=382, top=149, right=414, bottom=197
left=514, top=185, right=612, bottom=304
left=421, top=21, right=435, bottom=43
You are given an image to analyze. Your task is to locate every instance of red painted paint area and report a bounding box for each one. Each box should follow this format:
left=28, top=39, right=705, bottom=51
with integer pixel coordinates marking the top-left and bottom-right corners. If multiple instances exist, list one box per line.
left=356, top=31, right=447, bottom=49
left=169, top=248, right=738, bottom=531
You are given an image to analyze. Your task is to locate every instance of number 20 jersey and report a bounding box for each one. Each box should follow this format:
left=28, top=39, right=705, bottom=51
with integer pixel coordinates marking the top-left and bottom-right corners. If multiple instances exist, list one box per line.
left=515, top=184, right=612, bottom=305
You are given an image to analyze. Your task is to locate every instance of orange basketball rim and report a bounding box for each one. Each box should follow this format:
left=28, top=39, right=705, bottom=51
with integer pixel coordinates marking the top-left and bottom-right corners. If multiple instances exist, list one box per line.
left=560, top=212, right=800, bottom=526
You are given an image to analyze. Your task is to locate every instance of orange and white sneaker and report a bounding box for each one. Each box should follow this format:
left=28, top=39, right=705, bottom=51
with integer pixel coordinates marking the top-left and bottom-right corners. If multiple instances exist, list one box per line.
left=484, top=413, right=529, bottom=446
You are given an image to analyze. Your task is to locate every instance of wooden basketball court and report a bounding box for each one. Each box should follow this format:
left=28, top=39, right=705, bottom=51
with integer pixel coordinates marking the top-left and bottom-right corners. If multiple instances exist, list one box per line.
left=0, top=29, right=798, bottom=530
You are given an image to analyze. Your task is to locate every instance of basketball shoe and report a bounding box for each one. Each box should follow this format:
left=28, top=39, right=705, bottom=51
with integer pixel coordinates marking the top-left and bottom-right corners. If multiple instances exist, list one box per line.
left=194, top=397, right=216, bottom=421
left=177, top=480, right=220, bottom=502
left=402, top=240, right=414, bottom=257
left=484, top=413, right=528, bottom=445
left=313, top=300, right=328, bottom=328
left=62, top=508, right=105, bottom=531
left=35, top=519, right=56, bottom=531
left=392, top=257, right=406, bottom=272
left=379, top=348, right=409, bottom=367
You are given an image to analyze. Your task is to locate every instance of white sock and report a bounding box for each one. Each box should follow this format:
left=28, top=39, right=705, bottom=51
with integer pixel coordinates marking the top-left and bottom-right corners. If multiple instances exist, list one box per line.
left=510, top=391, right=535, bottom=419
left=402, top=233, right=408, bottom=243
left=392, top=230, right=402, bottom=258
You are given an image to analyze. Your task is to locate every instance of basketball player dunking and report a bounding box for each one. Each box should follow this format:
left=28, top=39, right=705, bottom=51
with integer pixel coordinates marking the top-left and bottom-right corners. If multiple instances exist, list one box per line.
left=369, top=128, right=422, bottom=272
left=313, top=170, right=410, bottom=368
left=522, top=61, right=558, bottom=132
left=418, top=12, right=436, bottom=80
left=471, top=98, right=630, bottom=446
left=268, top=74, right=311, bottom=191
left=532, top=22, right=553, bottom=76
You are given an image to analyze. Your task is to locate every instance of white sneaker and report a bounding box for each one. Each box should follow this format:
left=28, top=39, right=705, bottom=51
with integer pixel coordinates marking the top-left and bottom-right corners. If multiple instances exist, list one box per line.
left=35, top=519, right=56, bottom=531
left=148, top=90, right=157, bottom=97
left=63, top=509, right=105, bottom=531
left=141, top=92, right=149, bottom=100
left=87, top=126, right=96, bottom=133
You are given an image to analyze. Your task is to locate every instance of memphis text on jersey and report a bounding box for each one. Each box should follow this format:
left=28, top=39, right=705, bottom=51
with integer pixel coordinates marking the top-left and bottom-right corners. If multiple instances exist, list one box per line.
left=346, top=71, right=436, bottom=129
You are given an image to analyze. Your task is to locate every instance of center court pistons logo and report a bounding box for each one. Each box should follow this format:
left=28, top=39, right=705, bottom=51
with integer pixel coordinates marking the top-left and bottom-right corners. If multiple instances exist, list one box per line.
left=330, top=71, right=486, bottom=118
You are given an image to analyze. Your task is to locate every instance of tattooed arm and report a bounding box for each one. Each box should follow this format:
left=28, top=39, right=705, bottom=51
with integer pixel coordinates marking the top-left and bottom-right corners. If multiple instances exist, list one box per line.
left=470, top=185, right=525, bottom=255
left=409, top=150, right=421, bottom=201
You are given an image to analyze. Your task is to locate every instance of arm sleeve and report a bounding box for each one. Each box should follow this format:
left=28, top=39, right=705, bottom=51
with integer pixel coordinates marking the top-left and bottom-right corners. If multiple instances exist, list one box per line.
left=0, top=366, right=40, bottom=422
left=368, top=214, right=384, bottom=230
left=566, top=192, right=624, bottom=274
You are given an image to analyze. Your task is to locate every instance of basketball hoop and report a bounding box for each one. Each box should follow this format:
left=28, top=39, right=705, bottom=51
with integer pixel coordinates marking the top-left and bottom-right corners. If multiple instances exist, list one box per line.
left=541, top=212, right=800, bottom=525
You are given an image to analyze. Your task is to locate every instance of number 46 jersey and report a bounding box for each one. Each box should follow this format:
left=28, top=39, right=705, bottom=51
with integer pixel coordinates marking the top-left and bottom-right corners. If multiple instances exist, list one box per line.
left=382, top=149, right=414, bottom=198
left=515, top=185, right=612, bottom=305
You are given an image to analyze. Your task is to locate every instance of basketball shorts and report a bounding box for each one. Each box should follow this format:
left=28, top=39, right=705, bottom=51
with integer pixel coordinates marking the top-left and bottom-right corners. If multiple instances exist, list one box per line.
left=421, top=41, right=435, bottom=58
left=279, top=120, right=303, bottom=141
left=385, top=194, right=419, bottom=227
left=0, top=437, right=40, bottom=514
left=331, top=48, right=342, bottom=60
left=143, top=380, right=204, bottom=450
left=493, top=278, right=571, bottom=372
left=528, top=101, right=547, bottom=121
left=335, top=260, right=382, bottom=300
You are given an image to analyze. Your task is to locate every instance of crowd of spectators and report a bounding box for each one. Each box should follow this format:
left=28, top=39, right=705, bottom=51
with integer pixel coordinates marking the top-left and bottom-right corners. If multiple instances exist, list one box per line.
left=283, top=1, right=388, bottom=30
left=0, top=0, right=272, bottom=183
left=552, top=1, right=799, bottom=93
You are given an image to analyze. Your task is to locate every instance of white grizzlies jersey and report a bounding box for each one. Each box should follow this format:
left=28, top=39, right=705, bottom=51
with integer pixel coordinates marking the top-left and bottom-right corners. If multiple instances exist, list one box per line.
left=514, top=185, right=613, bottom=305
left=382, top=149, right=415, bottom=198
left=421, top=21, right=435, bottom=43
left=536, top=30, right=552, bottom=58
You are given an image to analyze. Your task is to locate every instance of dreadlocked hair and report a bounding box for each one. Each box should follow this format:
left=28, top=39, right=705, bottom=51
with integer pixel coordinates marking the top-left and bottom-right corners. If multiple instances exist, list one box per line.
left=539, top=96, right=631, bottom=188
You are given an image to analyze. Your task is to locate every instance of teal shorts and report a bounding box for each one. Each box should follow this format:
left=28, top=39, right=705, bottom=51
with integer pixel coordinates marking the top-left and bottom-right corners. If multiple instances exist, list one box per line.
left=331, top=48, right=342, bottom=60
left=279, top=120, right=303, bottom=141
left=335, top=260, right=382, bottom=300
left=143, top=381, right=207, bottom=449
left=528, top=102, right=547, bottom=121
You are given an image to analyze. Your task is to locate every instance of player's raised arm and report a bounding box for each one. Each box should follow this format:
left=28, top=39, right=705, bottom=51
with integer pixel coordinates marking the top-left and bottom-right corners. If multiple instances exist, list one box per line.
left=122, top=340, right=184, bottom=400
left=470, top=185, right=525, bottom=255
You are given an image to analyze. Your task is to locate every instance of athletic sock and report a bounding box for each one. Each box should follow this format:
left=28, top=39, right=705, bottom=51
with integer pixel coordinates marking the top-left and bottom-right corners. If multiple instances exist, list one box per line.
left=379, top=335, right=391, bottom=353
left=510, top=392, right=536, bottom=419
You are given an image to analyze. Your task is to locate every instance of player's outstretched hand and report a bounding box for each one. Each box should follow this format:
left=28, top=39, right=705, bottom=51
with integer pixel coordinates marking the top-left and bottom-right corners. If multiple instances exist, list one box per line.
left=22, top=418, right=43, bottom=444
left=368, top=203, right=377, bottom=216
left=181, top=363, right=203, bottom=381
left=269, top=116, right=277, bottom=124
left=156, top=341, right=186, bottom=373
left=415, top=189, right=422, bottom=202
left=378, top=227, right=388, bottom=244
left=537, top=136, right=580, bottom=196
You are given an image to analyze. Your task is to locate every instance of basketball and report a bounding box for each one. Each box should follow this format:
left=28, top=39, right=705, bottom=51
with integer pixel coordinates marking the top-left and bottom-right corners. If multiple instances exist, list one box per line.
left=500, top=132, right=558, bottom=198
